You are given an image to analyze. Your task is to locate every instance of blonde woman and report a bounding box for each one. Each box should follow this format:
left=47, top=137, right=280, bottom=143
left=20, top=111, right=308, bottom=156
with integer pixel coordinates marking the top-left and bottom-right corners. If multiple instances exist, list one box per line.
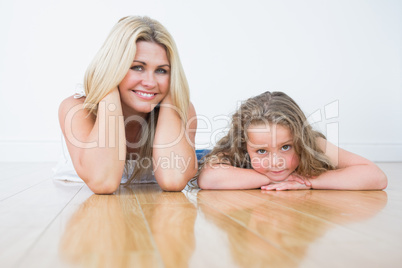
left=196, top=91, right=387, bottom=190
left=55, top=16, right=197, bottom=194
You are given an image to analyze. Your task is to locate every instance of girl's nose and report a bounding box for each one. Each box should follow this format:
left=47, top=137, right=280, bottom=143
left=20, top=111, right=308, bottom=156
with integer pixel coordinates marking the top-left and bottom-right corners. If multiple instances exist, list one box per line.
left=271, top=153, right=279, bottom=167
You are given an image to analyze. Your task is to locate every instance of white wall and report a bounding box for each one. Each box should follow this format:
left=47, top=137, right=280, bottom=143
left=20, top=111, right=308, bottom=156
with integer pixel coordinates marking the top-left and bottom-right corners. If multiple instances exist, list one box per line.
left=0, top=0, right=401, bottom=162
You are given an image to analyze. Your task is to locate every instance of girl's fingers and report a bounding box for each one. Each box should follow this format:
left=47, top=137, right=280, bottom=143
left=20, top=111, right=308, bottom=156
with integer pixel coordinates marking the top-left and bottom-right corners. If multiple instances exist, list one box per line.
left=288, top=175, right=305, bottom=185
left=289, top=174, right=312, bottom=187
left=262, top=182, right=289, bottom=190
left=262, top=181, right=311, bottom=191
left=261, top=184, right=281, bottom=190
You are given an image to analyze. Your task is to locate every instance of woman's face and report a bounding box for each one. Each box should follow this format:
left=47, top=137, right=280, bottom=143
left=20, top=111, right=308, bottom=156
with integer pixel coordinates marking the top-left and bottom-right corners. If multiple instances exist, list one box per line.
left=119, top=41, right=170, bottom=116
left=246, top=123, right=300, bottom=182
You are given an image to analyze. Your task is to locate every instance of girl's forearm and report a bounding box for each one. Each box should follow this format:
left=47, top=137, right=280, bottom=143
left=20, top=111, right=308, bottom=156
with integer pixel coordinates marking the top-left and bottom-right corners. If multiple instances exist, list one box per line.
left=310, top=164, right=387, bottom=190
left=198, top=165, right=271, bottom=190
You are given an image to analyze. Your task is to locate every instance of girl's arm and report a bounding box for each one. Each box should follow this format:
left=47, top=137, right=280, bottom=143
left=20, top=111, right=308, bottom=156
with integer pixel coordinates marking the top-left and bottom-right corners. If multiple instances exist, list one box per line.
left=152, top=94, right=198, bottom=191
left=59, top=88, right=126, bottom=194
left=262, top=138, right=387, bottom=191
left=308, top=138, right=387, bottom=190
left=197, top=163, right=271, bottom=190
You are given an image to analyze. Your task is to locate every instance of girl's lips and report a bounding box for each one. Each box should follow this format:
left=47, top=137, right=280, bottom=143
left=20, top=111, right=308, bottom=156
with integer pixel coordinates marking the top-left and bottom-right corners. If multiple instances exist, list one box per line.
left=270, top=170, right=285, bottom=175
left=132, top=90, right=157, bottom=100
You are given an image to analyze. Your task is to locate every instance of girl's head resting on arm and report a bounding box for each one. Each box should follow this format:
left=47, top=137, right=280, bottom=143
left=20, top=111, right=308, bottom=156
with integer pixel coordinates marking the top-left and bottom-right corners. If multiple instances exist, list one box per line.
left=83, top=15, right=190, bottom=121
left=200, top=91, right=334, bottom=180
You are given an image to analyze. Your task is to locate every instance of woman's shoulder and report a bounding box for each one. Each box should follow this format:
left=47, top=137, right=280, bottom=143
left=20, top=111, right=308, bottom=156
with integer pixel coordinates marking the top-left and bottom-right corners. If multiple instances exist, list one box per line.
left=58, top=95, right=94, bottom=133
left=187, top=101, right=197, bottom=134
left=188, top=101, right=196, bottom=117
left=59, top=84, right=87, bottom=112
left=59, top=95, right=86, bottom=117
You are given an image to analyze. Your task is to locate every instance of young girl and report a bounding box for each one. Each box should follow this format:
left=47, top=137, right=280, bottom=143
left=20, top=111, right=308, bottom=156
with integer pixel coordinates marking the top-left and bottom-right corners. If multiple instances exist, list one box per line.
left=197, top=91, right=387, bottom=190
left=55, top=16, right=197, bottom=194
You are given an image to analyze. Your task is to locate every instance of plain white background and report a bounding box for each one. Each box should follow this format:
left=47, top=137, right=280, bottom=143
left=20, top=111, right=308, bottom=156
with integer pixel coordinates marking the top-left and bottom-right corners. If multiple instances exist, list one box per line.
left=0, top=0, right=401, bottom=162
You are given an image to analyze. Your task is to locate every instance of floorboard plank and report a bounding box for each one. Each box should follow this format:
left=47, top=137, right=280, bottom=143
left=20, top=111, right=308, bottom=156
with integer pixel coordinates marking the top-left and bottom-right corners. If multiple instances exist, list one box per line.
left=19, top=184, right=162, bottom=268
left=0, top=163, right=56, bottom=201
left=0, top=162, right=55, bottom=182
left=0, top=179, right=83, bottom=267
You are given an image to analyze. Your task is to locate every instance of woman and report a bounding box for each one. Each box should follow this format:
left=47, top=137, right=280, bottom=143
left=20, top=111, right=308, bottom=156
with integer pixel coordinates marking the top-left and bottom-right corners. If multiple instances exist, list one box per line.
left=56, top=16, right=197, bottom=194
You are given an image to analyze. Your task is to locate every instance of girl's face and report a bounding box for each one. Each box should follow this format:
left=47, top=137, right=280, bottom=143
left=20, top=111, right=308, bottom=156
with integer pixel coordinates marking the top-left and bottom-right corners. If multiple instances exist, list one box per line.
left=246, top=123, right=300, bottom=182
left=119, top=41, right=170, bottom=116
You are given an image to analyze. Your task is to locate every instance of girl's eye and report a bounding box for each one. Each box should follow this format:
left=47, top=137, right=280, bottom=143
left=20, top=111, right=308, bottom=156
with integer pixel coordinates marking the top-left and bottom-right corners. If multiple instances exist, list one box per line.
left=281, top=145, right=291, bottom=151
left=131, top=65, right=144, bottom=71
left=257, top=149, right=267, bottom=155
left=156, top=68, right=168, bottom=74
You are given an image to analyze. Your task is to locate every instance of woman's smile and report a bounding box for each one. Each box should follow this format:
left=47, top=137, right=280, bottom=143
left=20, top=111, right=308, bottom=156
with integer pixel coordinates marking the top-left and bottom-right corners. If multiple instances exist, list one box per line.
left=132, top=90, right=158, bottom=100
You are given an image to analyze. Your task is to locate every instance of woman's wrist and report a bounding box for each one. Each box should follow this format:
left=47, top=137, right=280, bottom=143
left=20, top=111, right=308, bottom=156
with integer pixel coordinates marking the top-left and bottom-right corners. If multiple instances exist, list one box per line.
left=160, top=92, right=173, bottom=105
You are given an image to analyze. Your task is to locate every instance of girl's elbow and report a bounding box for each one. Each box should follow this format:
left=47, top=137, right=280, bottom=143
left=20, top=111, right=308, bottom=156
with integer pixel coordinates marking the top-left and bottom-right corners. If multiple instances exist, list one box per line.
left=197, top=172, right=214, bottom=190
left=197, top=179, right=209, bottom=190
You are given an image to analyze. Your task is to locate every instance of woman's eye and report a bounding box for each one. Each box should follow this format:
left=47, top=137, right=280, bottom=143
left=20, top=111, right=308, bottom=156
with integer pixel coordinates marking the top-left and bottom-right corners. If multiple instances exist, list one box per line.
left=281, top=145, right=291, bottom=151
left=257, top=149, right=267, bottom=155
left=131, top=65, right=144, bottom=71
left=156, top=68, right=168, bottom=74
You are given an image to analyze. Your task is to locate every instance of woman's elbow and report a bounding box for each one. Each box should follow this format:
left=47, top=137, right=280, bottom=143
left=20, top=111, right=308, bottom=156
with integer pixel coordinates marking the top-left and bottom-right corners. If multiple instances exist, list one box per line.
left=370, top=165, right=388, bottom=190
left=157, top=177, right=186, bottom=192
left=89, top=182, right=120, bottom=194
left=81, top=173, right=121, bottom=194
left=155, top=171, right=196, bottom=192
left=378, top=171, right=388, bottom=190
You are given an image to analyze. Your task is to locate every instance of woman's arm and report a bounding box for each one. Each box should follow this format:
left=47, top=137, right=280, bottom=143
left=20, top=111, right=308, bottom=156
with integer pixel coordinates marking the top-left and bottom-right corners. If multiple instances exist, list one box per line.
left=198, top=163, right=271, bottom=190
left=152, top=95, right=198, bottom=191
left=308, top=138, right=388, bottom=190
left=59, top=88, right=126, bottom=194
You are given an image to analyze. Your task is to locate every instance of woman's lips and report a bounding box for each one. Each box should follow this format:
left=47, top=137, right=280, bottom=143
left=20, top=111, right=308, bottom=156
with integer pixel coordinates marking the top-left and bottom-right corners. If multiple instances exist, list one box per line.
left=132, top=90, right=157, bottom=100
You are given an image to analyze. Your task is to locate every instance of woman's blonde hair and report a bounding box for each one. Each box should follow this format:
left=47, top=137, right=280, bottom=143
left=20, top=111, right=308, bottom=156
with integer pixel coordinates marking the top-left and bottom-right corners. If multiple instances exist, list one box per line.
left=196, top=91, right=334, bottom=180
left=83, top=16, right=190, bottom=183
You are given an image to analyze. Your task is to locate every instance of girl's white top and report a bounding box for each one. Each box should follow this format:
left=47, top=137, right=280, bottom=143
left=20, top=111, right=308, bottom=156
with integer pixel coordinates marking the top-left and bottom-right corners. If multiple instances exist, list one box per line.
left=52, top=85, right=157, bottom=184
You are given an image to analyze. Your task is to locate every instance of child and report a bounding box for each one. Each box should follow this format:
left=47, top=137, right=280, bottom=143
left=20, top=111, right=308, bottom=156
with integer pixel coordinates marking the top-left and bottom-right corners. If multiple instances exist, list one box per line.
left=55, top=16, right=197, bottom=194
left=197, top=91, right=387, bottom=190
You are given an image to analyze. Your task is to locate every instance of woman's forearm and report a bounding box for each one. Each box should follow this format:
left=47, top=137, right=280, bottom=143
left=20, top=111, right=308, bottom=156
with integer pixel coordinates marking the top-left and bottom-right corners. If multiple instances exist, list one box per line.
left=79, top=89, right=126, bottom=192
left=152, top=101, right=197, bottom=191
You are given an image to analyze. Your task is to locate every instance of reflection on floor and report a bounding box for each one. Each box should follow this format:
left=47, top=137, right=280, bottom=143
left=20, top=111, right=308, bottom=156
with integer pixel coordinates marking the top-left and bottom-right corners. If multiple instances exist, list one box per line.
left=0, top=162, right=401, bottom=267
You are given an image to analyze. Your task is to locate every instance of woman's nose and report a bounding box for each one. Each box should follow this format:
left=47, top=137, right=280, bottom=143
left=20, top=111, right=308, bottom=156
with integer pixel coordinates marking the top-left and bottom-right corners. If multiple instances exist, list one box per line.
left=141, top=72, right=157, bottom=88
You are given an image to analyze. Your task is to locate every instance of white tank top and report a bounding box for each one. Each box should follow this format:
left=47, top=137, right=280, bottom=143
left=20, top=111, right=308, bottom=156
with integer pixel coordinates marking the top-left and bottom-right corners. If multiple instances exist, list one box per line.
left=52, top=85, right=157, bottom=184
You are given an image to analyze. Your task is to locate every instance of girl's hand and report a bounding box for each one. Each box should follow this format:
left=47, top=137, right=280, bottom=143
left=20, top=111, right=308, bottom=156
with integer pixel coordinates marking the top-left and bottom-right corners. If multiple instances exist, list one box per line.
left=261, top=174, right=313, bottom=191
left=261, top=181, right=312, bottom=191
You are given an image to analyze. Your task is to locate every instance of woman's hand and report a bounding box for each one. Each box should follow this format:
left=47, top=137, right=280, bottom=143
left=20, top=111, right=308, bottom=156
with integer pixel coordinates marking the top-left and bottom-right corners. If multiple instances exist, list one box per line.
left=261, top=173, right=313, bottom=191
left=160, top=91, right=173, bottom=105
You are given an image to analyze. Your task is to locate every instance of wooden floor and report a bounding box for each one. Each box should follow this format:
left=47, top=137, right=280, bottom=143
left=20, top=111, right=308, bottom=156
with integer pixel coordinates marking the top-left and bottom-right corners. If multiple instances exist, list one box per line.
left=0, top=163, right=401, bottom=268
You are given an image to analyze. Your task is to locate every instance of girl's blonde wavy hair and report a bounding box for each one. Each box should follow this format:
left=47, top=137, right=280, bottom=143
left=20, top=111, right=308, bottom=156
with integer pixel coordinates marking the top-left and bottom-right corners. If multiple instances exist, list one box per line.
left=195, top=91, right=334, bottom=182
left=83, top=16, right=190, bottom=184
